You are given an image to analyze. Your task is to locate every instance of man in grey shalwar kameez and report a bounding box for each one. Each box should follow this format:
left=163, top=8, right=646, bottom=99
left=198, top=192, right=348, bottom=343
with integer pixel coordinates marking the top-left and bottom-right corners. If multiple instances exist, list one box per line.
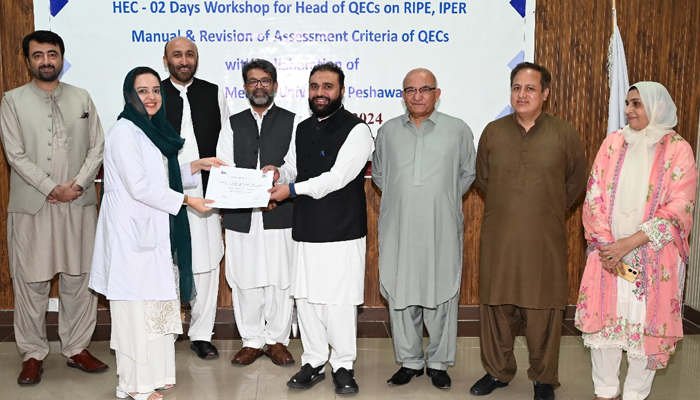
left=372, top=68, right=476, bottom=389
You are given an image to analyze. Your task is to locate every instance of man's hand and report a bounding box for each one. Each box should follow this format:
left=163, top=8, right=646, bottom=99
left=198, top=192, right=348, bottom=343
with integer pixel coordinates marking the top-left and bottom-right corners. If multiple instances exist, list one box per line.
left=45, top=195, right=60, bottom=204
left=72, top=183, right=84, bottom=196
left=262, top=165, right=280, bottom=184
left=260, top=201, right=278, bottom=212
left=49, top=178, right=82, bottom=202
left=269, top=184, right=290, bottom=202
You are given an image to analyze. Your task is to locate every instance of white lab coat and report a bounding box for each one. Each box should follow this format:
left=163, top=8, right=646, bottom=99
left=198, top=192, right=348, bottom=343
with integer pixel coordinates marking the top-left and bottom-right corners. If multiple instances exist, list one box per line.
left=90, top=118, right=198, bottom=301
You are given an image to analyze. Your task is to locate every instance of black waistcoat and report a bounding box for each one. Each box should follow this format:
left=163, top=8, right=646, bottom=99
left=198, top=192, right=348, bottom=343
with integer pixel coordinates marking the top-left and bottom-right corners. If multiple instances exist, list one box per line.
left=222, top=105, right=295, bottom=233
left=293, top=108, right=368, bottom=243
left=161, top=78, right=222, bottom=192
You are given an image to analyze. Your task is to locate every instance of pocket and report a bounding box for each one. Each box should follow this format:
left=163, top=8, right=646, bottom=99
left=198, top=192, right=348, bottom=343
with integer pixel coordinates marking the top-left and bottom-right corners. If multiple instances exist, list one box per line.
left=130, top=217, right=156, bottom=249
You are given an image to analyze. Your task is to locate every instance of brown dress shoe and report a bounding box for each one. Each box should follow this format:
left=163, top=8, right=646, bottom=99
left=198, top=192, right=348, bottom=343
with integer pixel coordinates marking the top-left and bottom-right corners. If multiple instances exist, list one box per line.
left=18, top=358, right=43, bottom=385
left=265, top=343, right=295, bottom=365
left=231, top=347, right=264, bottom=365
left=66, top=349, right=109, bottom=373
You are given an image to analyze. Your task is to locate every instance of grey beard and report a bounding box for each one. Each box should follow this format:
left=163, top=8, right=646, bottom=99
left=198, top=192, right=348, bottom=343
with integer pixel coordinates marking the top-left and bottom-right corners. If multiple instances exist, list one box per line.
left=249, top=92, right=275, bottom=107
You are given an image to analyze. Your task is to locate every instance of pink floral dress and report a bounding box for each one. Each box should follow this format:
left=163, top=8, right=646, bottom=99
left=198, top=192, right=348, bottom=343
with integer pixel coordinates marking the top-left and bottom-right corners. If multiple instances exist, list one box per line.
left=575, top=131, right=696, bottom=370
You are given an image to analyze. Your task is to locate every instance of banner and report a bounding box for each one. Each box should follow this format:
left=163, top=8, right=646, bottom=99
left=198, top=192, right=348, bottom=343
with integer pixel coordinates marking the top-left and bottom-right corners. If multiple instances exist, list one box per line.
left=35, top=0, right=535, bottom=140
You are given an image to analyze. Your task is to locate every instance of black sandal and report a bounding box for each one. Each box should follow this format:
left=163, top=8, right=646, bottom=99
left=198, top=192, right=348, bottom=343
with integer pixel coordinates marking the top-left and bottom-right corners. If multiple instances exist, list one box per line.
left=190, top=341, right=219, bottom=359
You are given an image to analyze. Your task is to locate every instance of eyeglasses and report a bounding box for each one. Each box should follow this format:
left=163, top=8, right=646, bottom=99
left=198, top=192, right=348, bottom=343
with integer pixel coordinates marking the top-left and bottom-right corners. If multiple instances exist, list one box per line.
left=403, top=86, right=436, bottom=96
left=246, top=78, right=273, bottom=88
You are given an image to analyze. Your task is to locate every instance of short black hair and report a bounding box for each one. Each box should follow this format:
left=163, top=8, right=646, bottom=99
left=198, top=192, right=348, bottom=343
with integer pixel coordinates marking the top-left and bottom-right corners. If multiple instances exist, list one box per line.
left=510, top=62, right=551, bottom=91
left=132, top=66, right=161, bottom=84
left=310, top=62, right=345, bottom=88
left=22, top=30, right=65, bottom=59
left=242, top=59, right=277, bottom=84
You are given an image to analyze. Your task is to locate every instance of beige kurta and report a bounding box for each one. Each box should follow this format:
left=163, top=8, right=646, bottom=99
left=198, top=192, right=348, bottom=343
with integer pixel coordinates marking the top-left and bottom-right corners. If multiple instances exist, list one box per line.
left=8, top=93, right=97, bottom=282
left=476, top=112, right=587, bottom=310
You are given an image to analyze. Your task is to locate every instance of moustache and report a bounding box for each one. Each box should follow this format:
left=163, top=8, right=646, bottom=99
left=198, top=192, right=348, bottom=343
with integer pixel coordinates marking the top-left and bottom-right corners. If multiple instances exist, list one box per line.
left=312, top=96, right=331, bottom=103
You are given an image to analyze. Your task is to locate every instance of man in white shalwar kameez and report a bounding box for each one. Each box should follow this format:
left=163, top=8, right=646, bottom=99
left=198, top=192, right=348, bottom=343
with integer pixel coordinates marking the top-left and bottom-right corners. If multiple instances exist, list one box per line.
left=161, top=37, right=230, bottom=359
left=217, top=59, right=301, bottom=366
left=265, top=62, right=373, bottom=395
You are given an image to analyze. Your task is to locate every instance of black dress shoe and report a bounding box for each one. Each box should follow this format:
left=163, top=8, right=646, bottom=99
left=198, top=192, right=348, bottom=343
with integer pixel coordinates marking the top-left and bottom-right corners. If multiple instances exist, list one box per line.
left=332, top=367, right=359, bottom=394
left=190, top=341, right=219, bottom=359
left=469, top=373, right=509, bottom=395
left=426, top=367, right=451, bottom=389
left=387, top=366, right=424, bottom=386
left=534, top=381, right=555, bottom=400
left=287, top=363, right=325, bottom=389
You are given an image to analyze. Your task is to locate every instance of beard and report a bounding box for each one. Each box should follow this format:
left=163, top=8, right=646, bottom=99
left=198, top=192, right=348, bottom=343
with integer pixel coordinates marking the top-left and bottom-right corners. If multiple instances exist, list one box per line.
left=167, top=60, right=198, bottom=83
left=309, top=94, right=343, bottom=118
left=32, top=64, right=61, bottom=82
left=246, top=87, right=275, bottom=107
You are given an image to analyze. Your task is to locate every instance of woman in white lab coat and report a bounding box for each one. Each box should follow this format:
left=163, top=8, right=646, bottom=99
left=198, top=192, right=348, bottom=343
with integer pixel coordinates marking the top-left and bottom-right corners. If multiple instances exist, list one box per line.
left=89, top=66, right=224, bottom=400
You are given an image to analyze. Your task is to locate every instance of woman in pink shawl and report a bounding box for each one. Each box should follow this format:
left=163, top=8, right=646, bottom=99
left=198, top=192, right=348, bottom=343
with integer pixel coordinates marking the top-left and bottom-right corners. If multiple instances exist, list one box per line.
left=575, top=82, right=697, bottom=400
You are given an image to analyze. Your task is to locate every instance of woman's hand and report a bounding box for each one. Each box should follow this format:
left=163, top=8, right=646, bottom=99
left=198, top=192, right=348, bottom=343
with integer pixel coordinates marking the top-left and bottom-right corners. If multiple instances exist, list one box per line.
left=598, top=231, right=650, bottom=275
left=185, top=196, right=215, bottom=213
left=191, top=157, right=227, bottom=174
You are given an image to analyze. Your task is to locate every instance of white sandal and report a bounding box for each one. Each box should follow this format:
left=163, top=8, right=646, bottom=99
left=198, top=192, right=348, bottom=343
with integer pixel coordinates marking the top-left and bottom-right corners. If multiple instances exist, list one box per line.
left=116, top=388, right=163, bottom=400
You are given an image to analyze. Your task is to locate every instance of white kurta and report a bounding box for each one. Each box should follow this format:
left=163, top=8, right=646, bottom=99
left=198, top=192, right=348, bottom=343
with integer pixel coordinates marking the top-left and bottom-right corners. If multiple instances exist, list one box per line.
left=225, top=213, right=293, bottom=289
left=217, top=104, right=301, bottom=290
left=171, top=80, right=228, bottom=274
left=277, top=115, right=374, bottom=305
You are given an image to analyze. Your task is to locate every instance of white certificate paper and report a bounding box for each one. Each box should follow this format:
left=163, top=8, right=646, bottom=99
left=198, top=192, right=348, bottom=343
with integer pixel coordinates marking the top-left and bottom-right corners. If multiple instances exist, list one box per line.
left=205, top=167, right=274, bottom=209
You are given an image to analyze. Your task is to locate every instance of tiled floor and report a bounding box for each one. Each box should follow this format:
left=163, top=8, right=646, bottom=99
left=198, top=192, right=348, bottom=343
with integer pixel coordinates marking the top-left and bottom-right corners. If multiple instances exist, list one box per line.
left=1, top=335, right=699, bottom=399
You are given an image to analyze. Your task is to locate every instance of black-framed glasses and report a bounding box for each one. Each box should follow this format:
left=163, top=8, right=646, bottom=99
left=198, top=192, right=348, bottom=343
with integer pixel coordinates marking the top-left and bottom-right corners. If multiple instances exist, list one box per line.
left=246, top=78, right=273, bottom=88
left=403, top=86, right=436, bottom=96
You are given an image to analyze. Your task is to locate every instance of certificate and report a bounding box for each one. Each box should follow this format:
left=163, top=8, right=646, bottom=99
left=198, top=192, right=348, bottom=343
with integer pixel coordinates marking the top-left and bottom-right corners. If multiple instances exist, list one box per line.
left=205, top=166, right=274, bottom=209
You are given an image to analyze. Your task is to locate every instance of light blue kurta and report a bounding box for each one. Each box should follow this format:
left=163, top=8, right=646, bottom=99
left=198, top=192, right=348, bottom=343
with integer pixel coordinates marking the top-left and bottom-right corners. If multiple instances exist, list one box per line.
left=372, top=111, right=476, bottom=309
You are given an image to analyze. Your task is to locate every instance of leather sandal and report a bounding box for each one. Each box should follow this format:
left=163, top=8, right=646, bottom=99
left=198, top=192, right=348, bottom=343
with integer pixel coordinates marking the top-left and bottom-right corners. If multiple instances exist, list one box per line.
left=190, top=341, right=219, bottom=359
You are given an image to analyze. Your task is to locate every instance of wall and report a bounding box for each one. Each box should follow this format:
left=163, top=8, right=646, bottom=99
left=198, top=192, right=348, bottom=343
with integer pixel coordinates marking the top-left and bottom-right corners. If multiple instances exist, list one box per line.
left=1, top=0, right=700, bottom=311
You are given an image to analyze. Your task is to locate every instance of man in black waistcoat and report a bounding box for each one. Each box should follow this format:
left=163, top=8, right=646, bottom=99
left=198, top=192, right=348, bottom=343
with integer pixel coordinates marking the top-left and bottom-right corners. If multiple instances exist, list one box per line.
left=161, top=37, right=230, bottom=360
left=216, top=59, right=299, bottom=367
left=264, top=62, right=374, bottom=395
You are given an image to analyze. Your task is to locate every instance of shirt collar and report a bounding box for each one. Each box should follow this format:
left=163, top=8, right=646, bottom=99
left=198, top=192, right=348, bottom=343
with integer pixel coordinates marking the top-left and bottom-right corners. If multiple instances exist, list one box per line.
left=29, top=79, right=63, bottom=98
left=401, top=109, right=439, bottom=126
left=511, top=110, right=546, bottom=135
left=249, top=102, right=275, bottom=121
left=170, top=78, right=193, bottom=93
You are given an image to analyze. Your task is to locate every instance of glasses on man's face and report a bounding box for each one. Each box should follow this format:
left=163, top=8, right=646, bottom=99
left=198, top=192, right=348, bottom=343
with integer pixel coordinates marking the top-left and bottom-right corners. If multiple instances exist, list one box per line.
left=403, top=86, right=436, bottom=96
left=246, top=78, right=273, bottom=88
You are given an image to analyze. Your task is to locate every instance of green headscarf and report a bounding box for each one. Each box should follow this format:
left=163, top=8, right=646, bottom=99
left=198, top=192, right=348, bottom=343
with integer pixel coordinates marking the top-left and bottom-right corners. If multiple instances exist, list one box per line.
left=118, top=66, right=196, bottom=302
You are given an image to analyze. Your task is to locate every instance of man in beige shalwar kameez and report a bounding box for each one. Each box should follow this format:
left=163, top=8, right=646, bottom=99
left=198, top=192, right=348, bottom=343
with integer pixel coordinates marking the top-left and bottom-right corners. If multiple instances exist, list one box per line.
left=470, top=62, right=586, bottom=400
left=0, top=30, right=107, bottom=386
